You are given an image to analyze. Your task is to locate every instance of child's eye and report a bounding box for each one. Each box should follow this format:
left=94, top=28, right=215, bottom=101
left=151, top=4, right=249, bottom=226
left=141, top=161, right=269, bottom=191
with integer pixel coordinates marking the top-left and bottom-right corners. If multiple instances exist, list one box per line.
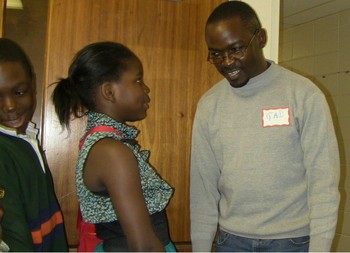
left=14, top=90, right=26, bottom=96
left=136, top=79, right=144, bottom=85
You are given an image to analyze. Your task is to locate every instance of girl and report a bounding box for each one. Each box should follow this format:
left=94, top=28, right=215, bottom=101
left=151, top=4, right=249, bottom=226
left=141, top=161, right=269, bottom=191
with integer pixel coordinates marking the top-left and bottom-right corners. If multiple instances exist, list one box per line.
left=52, top=42, right=175, bottom=252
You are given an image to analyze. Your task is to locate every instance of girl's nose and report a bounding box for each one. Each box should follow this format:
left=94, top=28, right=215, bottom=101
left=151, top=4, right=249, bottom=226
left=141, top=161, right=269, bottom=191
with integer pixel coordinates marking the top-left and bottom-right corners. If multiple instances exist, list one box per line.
left=143, top=82, right=150, bottom=94
left=2, top=96, right=16, bottom=112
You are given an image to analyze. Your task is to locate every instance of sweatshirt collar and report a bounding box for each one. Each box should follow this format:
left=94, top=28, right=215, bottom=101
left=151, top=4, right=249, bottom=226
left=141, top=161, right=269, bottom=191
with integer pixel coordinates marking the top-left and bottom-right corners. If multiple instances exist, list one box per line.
left=229, top=60, right=277, bottom=97
left=0, top=122, right=39, bottom=141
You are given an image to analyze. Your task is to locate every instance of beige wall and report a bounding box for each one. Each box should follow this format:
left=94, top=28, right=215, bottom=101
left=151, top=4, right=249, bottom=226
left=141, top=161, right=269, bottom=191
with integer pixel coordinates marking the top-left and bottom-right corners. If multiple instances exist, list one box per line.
left=243, top=0, right=280, bottom=62
left=279, top=9, right=350, bottom=252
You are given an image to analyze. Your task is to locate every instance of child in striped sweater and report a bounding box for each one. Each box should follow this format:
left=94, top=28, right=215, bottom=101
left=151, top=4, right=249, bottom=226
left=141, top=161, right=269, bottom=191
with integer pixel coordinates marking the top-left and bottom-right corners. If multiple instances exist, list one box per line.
left=0, top=38, right=68, bottom=251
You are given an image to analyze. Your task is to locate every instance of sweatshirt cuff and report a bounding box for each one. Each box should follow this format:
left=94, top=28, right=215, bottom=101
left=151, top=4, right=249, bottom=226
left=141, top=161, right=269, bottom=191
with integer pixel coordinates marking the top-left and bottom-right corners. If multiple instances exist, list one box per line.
left=309, top=237, right=333, bottom=252
left=191, top=239, right=213, bottom=252
left=0, top=240, right=10, bottom=252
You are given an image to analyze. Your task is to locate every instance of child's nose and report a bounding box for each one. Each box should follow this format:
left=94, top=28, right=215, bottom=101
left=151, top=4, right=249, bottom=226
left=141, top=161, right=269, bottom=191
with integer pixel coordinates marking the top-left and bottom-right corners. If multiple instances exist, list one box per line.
left=143, top=82, right=150, bottom=94
left=2, top=96, right=16, bottom=112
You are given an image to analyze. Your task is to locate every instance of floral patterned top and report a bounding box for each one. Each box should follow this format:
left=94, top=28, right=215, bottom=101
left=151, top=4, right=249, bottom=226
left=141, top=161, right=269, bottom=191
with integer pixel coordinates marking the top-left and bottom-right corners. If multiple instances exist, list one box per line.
left=76, top=111, right=174, bottom=223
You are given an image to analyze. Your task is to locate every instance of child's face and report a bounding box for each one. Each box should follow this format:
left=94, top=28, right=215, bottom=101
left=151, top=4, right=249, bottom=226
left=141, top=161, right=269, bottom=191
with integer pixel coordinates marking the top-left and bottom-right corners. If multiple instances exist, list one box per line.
left=110, top=58, right=150, bottom=123
left=0, top=62, right=35, bottom=134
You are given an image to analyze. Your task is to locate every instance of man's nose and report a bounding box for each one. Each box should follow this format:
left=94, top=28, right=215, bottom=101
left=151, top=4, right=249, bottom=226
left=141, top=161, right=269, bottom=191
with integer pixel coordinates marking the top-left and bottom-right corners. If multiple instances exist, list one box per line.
left=222, top=52, right=236, bottom=66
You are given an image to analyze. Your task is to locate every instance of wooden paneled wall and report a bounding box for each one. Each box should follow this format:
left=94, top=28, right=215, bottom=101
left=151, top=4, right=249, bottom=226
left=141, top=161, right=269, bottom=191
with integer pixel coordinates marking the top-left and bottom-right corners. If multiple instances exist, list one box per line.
left=0, top=0, right=4, bottom=36
left=43, top=0, right=224, bottom=247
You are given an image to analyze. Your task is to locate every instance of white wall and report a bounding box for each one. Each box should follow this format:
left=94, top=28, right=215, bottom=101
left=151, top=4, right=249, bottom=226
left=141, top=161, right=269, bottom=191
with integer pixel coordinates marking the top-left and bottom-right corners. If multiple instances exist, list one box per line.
left=279, top=9, right=350, bottom=252
left=241, top=0, right=280, bottom=62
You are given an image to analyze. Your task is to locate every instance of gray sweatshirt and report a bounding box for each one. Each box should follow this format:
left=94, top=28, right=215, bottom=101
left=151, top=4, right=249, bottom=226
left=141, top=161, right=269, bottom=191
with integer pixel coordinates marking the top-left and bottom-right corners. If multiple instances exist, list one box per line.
left=190, top=62, right=340, bottom=252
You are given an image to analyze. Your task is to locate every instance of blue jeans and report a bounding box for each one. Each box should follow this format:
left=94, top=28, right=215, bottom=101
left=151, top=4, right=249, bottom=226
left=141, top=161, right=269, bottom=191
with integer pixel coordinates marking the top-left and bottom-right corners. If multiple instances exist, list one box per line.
left=216, top=230, right=309, bottom=252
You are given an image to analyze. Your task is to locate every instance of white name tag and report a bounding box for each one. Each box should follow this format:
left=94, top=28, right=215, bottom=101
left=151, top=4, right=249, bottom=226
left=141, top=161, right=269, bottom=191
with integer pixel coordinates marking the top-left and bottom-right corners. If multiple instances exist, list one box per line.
left=262, top=107, right=290, bottom=127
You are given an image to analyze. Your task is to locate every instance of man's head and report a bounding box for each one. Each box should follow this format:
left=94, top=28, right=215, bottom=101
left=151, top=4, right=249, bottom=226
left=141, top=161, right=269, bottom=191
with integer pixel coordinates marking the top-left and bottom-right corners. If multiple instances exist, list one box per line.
left=205, top=1, right=268, bottom=88
left=0, top=38, right=35, bottom=134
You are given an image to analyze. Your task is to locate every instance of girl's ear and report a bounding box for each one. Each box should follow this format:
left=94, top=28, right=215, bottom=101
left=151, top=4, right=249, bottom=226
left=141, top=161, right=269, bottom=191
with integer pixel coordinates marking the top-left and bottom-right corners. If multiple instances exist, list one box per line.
left=258, top=29, right=267, bottom=49
left=100, top=82, right=117, bottom=102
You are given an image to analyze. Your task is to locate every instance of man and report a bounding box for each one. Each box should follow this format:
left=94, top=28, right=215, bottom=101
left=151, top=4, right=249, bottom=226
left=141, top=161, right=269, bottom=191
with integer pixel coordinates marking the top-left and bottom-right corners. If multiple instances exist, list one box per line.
left=190, top=1, right=340, bottom=252
left=0, top=38, right=68, bottom=251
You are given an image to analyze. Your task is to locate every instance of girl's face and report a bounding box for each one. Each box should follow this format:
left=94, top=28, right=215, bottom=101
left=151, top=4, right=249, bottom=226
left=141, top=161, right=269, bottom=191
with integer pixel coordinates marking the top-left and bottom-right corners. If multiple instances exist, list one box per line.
left=111, top=58, right=150, bottom=123
left=0, top=62, right=35, bottom=134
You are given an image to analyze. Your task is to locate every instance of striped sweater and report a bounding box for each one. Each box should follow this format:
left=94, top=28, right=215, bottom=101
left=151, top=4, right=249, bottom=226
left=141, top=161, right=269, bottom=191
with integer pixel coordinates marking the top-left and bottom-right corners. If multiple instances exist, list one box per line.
left=0, top=131, right=68, bottom=251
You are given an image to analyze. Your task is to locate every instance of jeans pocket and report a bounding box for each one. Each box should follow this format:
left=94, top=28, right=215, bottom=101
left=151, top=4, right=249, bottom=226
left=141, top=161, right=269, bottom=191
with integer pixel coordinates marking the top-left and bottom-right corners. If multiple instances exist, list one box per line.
left=216, top=230, right=230, bottom=246
left=289, top=235, right=310, bottom=245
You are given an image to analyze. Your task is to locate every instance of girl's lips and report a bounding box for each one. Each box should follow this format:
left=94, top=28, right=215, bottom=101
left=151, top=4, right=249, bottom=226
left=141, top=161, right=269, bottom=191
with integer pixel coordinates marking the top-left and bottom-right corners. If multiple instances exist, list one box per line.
left=144, top=96, right=150, bottom=109
left=2, top=115, right=26, bottom=129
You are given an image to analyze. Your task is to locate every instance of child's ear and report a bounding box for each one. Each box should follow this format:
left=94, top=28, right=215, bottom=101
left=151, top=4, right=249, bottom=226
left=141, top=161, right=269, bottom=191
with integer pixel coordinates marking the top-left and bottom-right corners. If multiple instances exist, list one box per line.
left=101, top=82, right=117, bottom=102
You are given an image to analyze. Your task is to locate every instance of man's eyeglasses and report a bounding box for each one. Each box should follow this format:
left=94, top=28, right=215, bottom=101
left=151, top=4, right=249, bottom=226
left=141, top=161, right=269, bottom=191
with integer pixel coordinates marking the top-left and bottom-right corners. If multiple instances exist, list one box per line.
left=207, top=29, right=260, bottom=64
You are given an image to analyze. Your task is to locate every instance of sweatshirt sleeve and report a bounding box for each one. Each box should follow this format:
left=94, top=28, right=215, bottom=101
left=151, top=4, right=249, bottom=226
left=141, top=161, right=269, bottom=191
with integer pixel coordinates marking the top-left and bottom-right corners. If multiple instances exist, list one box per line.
left=190, top=106, right=221, bottom=252
left=300, top=92, right=340, bottom=252
left=0, top=161, right=34, bottom=252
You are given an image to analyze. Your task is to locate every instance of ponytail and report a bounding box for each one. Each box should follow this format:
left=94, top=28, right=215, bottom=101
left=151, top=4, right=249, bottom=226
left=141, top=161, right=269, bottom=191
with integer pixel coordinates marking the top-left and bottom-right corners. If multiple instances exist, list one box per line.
left=52, top=77, right=84, bottom=130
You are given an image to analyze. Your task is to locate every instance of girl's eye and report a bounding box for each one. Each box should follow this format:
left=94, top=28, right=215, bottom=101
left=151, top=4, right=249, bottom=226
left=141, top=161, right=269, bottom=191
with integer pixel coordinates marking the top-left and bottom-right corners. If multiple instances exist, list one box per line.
left=136, top=79, right=144, bottom=85
left=14, top=90, right=26, bottom=96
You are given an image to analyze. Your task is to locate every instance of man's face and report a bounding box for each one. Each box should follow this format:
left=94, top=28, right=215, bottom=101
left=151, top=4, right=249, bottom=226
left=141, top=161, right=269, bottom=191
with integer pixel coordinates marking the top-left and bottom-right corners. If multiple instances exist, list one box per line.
left=0, top=62, right=35, bottom=134
left=205, top=17, right=266, bottom=88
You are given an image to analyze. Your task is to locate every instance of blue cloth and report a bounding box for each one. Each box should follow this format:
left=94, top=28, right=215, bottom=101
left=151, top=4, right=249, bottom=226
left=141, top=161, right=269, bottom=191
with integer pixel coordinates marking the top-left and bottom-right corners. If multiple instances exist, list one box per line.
left=94, top=243, right=103, bottom=252
left=94, top=241, right=177, bottom=252
left=165, top=241, right=177, bottom=252
left=216, top=230, right=309, bottom=252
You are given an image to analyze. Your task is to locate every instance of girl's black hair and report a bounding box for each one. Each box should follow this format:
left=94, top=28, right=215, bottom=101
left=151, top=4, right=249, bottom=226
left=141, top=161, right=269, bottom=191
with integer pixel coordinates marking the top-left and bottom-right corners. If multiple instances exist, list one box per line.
left=0, top=38, right=34, bottom=79
left=206, top=1, right=262, bottom=34
left=52, top=41, right=138, bottom=129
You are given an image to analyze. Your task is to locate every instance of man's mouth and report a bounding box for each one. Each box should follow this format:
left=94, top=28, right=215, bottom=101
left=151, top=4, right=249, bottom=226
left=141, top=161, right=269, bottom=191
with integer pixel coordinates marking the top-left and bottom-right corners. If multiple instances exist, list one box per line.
left=226, top=69, right=241, bottom=78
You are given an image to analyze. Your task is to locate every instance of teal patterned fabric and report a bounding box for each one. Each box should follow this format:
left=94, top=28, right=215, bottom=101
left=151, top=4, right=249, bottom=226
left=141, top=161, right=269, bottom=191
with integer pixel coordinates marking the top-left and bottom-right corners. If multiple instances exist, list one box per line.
left=76, top=111, right=174, bottom=223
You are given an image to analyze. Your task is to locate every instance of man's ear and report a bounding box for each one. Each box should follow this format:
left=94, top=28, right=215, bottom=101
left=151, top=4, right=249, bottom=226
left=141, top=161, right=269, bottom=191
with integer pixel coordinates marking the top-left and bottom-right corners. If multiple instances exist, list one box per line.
left=100, top=82, right=117, bottom=102
left=258, top=29, right=268, bottom=49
